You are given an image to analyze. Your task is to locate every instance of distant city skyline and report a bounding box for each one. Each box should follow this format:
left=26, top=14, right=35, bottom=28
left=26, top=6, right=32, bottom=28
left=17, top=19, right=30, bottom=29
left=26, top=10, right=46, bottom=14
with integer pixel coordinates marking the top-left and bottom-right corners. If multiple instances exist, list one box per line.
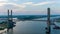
left=0, top=0, right=60, bottom=15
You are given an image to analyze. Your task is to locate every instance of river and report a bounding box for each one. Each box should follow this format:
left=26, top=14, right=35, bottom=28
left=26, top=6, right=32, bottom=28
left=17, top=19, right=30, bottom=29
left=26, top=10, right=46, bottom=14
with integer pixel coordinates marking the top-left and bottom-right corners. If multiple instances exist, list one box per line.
left=2, top=17, right=60, bottom=34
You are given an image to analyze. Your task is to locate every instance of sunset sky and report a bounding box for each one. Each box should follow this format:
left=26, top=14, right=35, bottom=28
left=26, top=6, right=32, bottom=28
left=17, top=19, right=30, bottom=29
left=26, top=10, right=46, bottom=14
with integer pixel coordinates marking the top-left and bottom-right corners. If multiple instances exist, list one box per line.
left=0, top=0, right=60, bottom=15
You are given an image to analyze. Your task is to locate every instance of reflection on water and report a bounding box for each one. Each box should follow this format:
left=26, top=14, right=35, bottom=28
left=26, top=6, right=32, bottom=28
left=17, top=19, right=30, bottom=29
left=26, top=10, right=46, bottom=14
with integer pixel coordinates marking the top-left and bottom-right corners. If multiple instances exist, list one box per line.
left=3, top=21, right=60, bottom=34
left=7, top=29, right=13, bottom=34
left=13, top=21, right=47, bottom=34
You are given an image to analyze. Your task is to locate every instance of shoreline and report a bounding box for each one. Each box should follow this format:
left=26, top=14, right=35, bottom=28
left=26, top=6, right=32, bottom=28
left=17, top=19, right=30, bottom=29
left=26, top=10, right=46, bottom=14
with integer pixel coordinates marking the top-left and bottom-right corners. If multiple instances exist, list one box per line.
left=0, top=28, right=7, bottom=34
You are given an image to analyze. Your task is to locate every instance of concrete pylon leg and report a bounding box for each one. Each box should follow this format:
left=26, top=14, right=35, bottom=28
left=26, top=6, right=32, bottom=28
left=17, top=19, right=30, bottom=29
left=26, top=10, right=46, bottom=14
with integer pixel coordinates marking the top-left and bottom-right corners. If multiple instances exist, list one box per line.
left=46, top=8, right=51, bottom=34
left=7, top=10, right=13, bottom=34
left=7, top=10, right=9, bottom=33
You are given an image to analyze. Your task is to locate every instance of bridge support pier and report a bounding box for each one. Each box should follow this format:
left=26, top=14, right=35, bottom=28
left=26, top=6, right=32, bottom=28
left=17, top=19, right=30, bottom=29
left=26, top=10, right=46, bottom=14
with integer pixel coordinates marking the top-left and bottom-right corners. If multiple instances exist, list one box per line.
left=46, top=8, right=51, bottom=34
left=7, top=10, right=13, bottom=34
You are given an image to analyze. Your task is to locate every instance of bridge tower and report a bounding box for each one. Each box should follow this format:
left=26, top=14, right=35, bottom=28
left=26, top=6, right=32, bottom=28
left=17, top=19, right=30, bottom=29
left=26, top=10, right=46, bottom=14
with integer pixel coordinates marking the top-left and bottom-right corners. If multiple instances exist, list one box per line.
left=7, top=10, right=15, bottom=34
left=46, top=8, right=51, bottom=34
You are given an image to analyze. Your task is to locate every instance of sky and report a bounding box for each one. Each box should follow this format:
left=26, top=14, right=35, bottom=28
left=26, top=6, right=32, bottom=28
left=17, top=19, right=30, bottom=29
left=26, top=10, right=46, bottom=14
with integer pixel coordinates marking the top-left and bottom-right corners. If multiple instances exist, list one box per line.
left=0, top=0, right=60, bottom=15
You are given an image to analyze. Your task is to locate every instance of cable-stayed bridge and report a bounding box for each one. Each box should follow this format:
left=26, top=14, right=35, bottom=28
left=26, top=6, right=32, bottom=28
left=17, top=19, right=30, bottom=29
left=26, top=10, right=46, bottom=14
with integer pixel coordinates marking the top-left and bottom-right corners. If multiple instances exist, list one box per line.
left=0, top=16, right=60, bottom=22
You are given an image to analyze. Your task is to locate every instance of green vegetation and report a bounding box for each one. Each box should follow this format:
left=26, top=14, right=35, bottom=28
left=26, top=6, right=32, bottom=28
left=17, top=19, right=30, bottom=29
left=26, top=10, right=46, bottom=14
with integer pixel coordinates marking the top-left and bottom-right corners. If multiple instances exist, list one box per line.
left=0, top=21, right=7, bottom=30
left=0, top=26, right=5, bottom=30
left=56, top=21, right=60, bottom=22
left=56, top=18, right=60, bottom=22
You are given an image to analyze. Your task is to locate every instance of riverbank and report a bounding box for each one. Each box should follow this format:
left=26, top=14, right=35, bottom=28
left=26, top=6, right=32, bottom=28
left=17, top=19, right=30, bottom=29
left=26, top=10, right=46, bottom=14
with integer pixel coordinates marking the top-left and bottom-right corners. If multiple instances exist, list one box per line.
left=0, top=29, right=7, bottom=34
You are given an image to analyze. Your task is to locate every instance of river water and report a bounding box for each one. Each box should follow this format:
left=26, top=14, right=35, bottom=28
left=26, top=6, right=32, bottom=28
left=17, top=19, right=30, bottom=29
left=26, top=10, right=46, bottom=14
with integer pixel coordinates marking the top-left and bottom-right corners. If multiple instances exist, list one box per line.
left=13, top=21, right=60, bottom=34
left=13, top=21, right=47, bottom=34
left=2, top=17, right=60, bottom=34
left=13, top=17, right=60, bottom=34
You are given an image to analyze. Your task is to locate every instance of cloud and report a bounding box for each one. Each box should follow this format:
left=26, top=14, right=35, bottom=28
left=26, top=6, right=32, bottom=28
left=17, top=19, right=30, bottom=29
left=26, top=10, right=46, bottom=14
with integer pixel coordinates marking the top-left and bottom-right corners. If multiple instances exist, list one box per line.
left=0, top=1, right=58, bottom=9
left=13, top=0, right=19, bottom=1
left=0, top=0, right=8, bottom=2
left=22, top=1, right=55, bottom=6
left=23, top=2, right=33, bottom=5
left=0, top=2, right=26, bottom=8
left=32, top=1, right=55, bottom=6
